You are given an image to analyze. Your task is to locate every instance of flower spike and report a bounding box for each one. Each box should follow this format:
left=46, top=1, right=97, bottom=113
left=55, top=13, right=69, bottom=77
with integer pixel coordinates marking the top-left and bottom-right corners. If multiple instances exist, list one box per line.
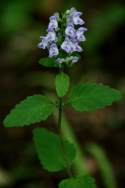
left=38, top=8, right=87, bottom=65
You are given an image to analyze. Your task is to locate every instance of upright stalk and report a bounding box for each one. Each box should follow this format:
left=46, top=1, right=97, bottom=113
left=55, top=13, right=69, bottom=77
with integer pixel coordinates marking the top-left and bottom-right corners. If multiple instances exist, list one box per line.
left=57, top=96, right=73, bottom=177
left=58, top=97, right=63, bottom=131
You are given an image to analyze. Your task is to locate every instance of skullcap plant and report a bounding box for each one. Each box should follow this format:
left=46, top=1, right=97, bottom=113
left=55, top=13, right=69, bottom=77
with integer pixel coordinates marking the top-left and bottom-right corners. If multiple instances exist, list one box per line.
left=3, top=7, right=122, bottom=188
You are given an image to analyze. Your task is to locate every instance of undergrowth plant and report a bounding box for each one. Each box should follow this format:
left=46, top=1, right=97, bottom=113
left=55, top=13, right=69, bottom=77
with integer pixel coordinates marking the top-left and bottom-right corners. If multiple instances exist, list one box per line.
left=3, top=8, right=122, bottom=188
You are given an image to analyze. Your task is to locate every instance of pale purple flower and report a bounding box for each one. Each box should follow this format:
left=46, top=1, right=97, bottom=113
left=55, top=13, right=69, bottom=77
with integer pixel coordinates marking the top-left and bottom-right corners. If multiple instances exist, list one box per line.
left=38, top=36, right=48, bottom=49
left=78, top=27, right=87, bottom=32
left=48, top=15, right=58, bottom=30
left=65, top=25, right=76, bottom=38
left=50, top=15, right=58, bottom=21
left=74, top=43, right=83, bottom=52
left=73, top=14, right=84, bottom=25
left=49, top=43, right=59, bottom=57
left=47, top=31, right=56, bottom=42
left=76, top=27, right=87, bottom=41
left=61, top=40, right=71, bottom=53
left=69, top=8, right=84, bottom=25
left=61, top=38, right=75, bottom=53
left=77, top=34, right=86, bottom=42
left=61, top=36, right=83, bottom=53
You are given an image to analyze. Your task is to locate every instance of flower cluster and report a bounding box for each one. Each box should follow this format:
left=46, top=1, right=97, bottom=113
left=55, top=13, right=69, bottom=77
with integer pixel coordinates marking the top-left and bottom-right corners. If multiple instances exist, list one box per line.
left=38, top=8, right=87, bottom=65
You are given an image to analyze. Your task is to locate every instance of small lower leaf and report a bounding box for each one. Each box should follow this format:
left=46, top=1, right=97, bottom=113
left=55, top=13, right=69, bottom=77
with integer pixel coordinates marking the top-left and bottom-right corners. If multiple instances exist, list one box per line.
left=39, top=57, right=58, bottom=67
left=59, top=176, right=97, bottom=188
left=55, top=72, right=70, bottom=97
left=33, top=128, right=76, bottom=172
left=4, top=95, right=54, bottom=127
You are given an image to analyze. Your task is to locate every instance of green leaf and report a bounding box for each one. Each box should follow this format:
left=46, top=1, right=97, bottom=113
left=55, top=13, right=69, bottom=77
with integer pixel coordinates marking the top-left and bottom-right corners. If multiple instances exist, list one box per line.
left=38, top=57, right=58, bottom=67
left=33, top=128, right=76, bottom=172
left=55, top=72, right=70, bottom=97
left=59, top=176, right=97, bottom=188
left=68, top=83, right=122, bottom=112
left=4, top=95, right=54, bottom=127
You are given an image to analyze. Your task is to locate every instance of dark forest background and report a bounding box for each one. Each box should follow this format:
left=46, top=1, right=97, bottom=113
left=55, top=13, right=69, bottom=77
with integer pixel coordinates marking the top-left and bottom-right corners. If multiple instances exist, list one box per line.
left=0, top=0, right=125, bottom=188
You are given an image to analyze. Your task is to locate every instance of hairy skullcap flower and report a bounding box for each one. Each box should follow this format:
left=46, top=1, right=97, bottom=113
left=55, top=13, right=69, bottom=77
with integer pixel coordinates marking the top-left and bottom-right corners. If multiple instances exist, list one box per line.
left=49, top=43, right=59, bottom=57
left=65, top=25, right=76, bottom=38
left=61, top=38, right=75, bottom=53
left=76, top=27, right=87, bottom=41
left=38, top=7, right=87, bottom=66
left=48, top=15, right=58, bottom=31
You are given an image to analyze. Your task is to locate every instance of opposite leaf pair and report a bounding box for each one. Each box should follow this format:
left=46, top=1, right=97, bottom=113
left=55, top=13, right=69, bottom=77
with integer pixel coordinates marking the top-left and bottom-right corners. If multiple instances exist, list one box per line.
left=4, top=72, right=121, bottom=127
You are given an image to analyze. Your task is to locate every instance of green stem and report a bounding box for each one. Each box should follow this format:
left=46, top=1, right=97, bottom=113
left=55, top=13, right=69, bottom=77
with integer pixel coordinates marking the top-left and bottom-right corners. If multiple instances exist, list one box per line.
left=57, top=97, right=73, bottom=177
left=58, top=98, right=63, bottom=131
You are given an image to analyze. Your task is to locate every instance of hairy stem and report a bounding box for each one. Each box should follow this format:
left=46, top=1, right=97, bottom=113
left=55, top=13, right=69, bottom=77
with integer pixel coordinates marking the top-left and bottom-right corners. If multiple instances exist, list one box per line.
left=57, top=97, right=73, bottom=177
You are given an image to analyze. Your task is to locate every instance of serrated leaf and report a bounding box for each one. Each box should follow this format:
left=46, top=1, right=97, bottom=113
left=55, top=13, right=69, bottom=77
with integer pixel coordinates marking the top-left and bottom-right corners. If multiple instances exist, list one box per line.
left=59, top=176, right=97, bottom=188
left=55, top=72, right=70, bottom=97
left=33, top=128, right=76, bottom=172
left=68, top=83, right=122, bottom=112
left=4, top=95, right=54, bottom=127
left=39, top=57, right=58, bottom=67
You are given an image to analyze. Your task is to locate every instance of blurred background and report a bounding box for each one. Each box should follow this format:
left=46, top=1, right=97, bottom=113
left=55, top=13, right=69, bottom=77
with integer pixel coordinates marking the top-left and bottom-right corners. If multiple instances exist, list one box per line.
left=0, top=0, right=125, bottom=187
